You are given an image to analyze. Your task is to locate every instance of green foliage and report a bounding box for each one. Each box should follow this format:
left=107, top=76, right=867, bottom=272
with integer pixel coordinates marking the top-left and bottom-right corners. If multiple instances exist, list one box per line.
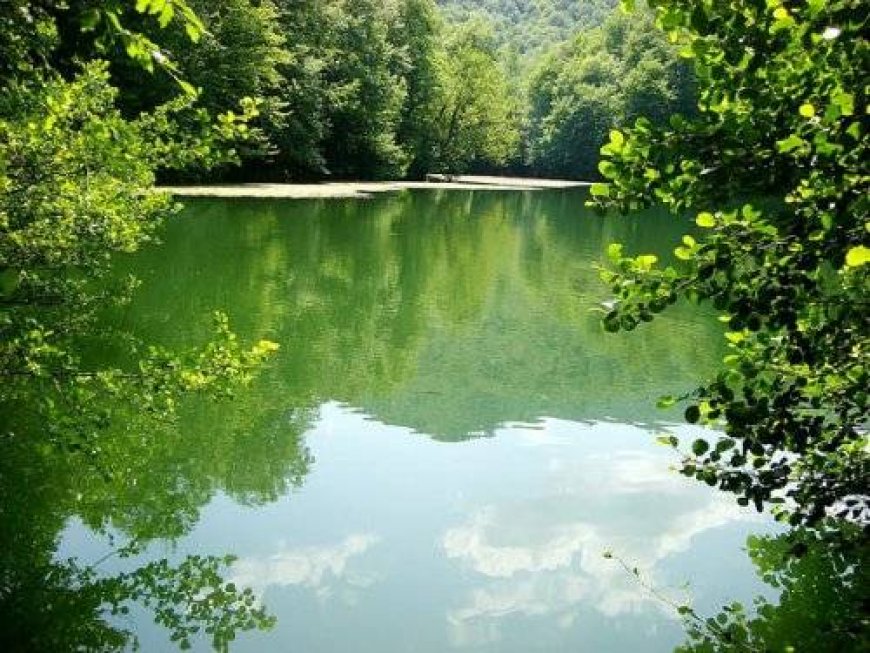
left=7, top=1, right=691, bottom=181
left=677, top=531, right=869, bottom=652
left=0, top=63, right=268, bottom=447
left=319, top=0, right=411, bottom=179
left=112, top=0, right=290, bottom=175
left=427, top=18, right=521, bottom=172
left=437, top=0, right=618, bottom=59
left=393, top=0, right=443, bottom=177
left=109, top=555, right=276, bottom=650
left=0, top=3, right=282, bottom=649
left=526, top=9, right=696, bottom=179
left=1, top=554, right=275, bottom=651
left=591, top=0, right=869, bottom=530
left=264, top=0, right=521, bottom=178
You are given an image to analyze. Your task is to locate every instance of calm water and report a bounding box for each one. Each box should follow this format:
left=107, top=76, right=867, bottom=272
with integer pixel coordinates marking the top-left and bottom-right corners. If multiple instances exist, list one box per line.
left=51, top=189, right=776, bottom=650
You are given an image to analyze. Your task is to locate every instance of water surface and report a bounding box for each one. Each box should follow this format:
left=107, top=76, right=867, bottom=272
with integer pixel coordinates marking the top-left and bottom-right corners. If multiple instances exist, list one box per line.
left=54, top=189, right=775, bottom=650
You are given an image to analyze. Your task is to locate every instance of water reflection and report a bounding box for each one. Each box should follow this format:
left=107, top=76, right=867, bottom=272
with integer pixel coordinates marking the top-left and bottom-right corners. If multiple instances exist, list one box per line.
left=441, top=425, right=759, bottom=647
left=119, top=189, right=725, bottom=436
left=231, top=534, right=381, bottom=600
left=3, top=189, right=787, bottom=650
left=677, top=530, right=869, bottom=652
left=67, top=404, right=766, bottom=651
left=0, top=431, right=282, bottom=651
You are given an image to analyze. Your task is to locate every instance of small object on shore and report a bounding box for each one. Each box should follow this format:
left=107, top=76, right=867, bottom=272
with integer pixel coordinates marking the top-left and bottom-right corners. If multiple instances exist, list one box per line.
left=426, top=173, right=456, bottom=183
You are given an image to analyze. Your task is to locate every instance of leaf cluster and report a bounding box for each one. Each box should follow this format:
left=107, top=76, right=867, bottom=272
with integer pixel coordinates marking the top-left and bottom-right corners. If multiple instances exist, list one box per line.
left=590, top=0, right=869, bottom=530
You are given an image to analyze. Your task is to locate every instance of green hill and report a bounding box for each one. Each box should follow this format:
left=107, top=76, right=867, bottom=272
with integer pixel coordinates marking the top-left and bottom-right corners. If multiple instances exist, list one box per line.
left=437, top=0, right=619, bottom=56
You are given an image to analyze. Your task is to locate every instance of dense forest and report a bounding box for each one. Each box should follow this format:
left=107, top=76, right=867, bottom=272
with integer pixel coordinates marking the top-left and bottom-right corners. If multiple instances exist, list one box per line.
left=437, top=0, right=619, bottom=56
left=4, top=0, right=693, bottom=182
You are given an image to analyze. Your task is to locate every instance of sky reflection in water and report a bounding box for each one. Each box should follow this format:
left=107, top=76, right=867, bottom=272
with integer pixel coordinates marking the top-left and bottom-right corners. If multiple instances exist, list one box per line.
left=58, top=190, right=780, bottom=651
left=62, top=404, right=773, bottom=652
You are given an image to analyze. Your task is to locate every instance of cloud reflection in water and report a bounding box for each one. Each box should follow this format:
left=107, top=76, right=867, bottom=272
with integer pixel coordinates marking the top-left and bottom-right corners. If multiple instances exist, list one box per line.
left=231, top=533, right=381, bottom=602
left=442, top=425, right=762, bottom=647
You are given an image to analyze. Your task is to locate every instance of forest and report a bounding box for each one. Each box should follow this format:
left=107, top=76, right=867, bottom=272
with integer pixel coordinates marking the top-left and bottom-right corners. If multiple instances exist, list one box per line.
left=1, top=0, right=695, bottom=182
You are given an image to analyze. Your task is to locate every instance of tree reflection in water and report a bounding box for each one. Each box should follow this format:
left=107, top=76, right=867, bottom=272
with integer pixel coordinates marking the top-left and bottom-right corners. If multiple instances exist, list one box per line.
left=4, top=190, right=861, bottom=650
left=0, top=364, right=314, bottom=650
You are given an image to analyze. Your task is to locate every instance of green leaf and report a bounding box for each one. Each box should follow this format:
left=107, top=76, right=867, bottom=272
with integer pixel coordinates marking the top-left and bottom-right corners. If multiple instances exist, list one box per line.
left=696, top=212, right=715, bottom=228
left=656, top=434, right=679, bottom=447
left=590, top=183, right=611, bottom=198
left=609, top=129, right=625, bottom=149
left=798, top=103, right=815, bottom=118
left=845, top=246, right=870, bottom=268
left=831, top=90, right=854, bottom=116
left=691, top=438, right=709, bottom=455
left=656, top=395, right=676, bottom=409
left=598, top=160, right=617, bottom=178
left=158, top=4, right=174, bottom=28
left=607, top=243, right=623, bottom=262
left=177, top=79, right=197, bottom=97
left=674, top=246, right=692, bottom=260
left=636, top=254, right=658, bottom=270
left=80, top=9, right=101, bottom=30
left=725, top=331, right=745, bottom=344
left=776, top=134, right=805, bottom=153
left=185, top=22, right=203, bottom=43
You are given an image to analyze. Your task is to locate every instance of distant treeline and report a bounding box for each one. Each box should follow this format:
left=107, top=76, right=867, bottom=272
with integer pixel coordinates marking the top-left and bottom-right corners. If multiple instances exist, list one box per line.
left=438, top=0, right=620, bottom=58
left=52, top=0, right=695, bottom=181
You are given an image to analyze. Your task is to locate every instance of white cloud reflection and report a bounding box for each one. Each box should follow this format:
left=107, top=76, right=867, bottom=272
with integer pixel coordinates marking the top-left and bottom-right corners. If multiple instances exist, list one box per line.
left=231, top=533, right=380, bottom=601
left=443, top=445, right=762, bottom=647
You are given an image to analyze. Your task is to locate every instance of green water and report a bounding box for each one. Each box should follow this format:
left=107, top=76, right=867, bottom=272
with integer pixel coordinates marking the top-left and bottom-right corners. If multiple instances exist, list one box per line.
left=11, top=189, right=779, bottom=651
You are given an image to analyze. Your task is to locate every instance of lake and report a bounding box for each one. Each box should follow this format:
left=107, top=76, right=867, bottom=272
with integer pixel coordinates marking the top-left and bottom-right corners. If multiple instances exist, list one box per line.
left=45, top=188, right=776, bottom=650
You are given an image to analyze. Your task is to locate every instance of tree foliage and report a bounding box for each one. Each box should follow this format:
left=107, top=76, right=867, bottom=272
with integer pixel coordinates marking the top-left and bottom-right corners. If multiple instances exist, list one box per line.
left=437, top=0, right=619, bottom=58
left=428, top=18, right=521, bottom=172
left=0, top=2, right=283, bottom=648
left=0, top=1, right=697, bottom=182
left=591, top=0, right=868, bottom=532
left=3, top=0, right=688, bottom=181
left=526, top=9, right=695, bottom=179
left=677, top=529, right=869, bottom=652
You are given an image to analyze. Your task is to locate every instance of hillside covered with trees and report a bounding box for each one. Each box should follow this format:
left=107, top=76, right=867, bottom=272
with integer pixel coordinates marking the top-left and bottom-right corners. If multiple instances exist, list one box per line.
left=437, top=0, right=619, bottom=56
left=20, top=0, right=693, bottom=182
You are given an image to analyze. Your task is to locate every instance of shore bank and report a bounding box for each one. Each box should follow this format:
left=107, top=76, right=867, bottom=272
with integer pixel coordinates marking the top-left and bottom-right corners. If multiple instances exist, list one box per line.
left=158, top=175, right=590, bottom=199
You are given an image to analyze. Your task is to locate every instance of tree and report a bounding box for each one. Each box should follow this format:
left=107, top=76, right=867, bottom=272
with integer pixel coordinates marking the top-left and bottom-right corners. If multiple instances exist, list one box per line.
left=526, top=41, right=623, bottom=178
left=0, top=3, right=281, bottom=647
left=437, top=0, right=619, bottom=60
left=677, top=530, right=869, bottom=652
left=109, top=0, right=291, bottom=179
left=429, top=18, right=520, bottom=172
left=526, top=8, right=695, bottom=179
left=267, top=0, right=338, bottom=178
left=318, top=0, right=409, bottom=179
left=0, top=59, right=270, bottom=449
left=391, top=0, right=443, bottom=178
left=590, top=0, right=868, bottom=531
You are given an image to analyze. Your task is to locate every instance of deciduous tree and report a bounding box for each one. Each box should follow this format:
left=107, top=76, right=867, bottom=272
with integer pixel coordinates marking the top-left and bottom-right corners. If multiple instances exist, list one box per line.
left=591, top=0, right=868, bottom=531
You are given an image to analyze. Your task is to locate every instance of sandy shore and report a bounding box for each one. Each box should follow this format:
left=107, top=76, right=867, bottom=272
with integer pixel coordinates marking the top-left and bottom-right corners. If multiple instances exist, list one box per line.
left=158, top=176, right=590, bottom=199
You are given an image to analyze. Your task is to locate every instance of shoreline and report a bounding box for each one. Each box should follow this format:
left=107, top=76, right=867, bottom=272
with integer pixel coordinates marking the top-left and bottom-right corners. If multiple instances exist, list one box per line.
left=158, top=175, right=591, bottom=199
